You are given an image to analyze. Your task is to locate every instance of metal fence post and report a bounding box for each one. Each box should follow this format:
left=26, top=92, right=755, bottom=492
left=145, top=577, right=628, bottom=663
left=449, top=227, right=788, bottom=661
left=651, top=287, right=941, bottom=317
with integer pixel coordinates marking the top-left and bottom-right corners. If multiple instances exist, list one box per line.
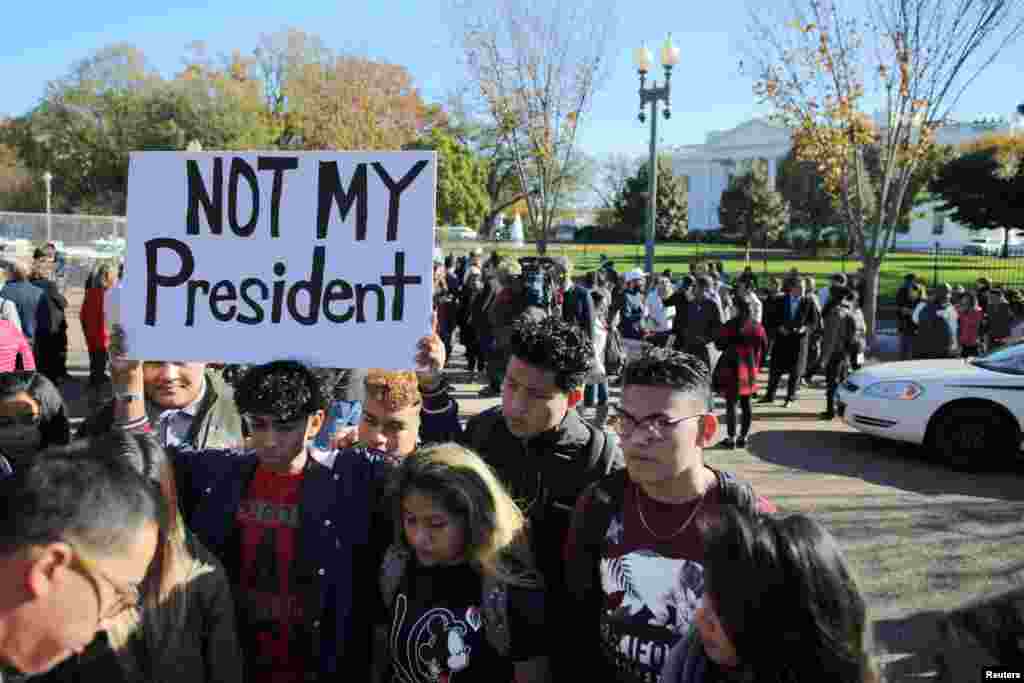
left=933, top=241, right=940, bottom=286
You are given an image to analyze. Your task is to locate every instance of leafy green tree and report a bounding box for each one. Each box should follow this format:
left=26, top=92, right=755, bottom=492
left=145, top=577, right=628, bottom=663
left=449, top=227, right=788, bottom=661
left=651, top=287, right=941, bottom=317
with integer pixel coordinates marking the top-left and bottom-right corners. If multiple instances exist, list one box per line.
left=718, top=163, right=790, bottom=261
left=777, top=153, right=842, bottom=254
left=406, top=127, right=489, bottom=228
left=930, top=134, right=1024, bottom=256
left=614, top=156, right=688, bottom=242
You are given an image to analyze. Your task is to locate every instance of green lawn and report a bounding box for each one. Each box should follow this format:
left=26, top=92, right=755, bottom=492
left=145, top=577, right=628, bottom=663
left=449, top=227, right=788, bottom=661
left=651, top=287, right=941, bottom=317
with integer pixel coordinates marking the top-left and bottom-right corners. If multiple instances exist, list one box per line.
left=445, top=241, right=1024, bottom=304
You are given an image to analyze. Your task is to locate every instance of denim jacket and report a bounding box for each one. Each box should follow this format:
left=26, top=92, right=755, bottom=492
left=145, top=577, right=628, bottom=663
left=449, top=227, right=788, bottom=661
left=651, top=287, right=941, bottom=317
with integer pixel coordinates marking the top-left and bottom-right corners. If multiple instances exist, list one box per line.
left=174, top=446, right=393, bottom=682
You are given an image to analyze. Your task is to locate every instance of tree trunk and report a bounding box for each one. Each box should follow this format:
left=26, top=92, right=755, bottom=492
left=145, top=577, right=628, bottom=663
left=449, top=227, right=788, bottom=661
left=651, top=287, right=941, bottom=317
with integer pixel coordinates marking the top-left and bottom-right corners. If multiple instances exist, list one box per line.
left=861, top=256, right=882, bottom=349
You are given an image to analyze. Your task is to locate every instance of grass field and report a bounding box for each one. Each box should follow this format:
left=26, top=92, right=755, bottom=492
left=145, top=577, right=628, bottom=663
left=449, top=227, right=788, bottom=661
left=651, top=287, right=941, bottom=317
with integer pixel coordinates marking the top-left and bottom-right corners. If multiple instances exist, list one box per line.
left=442, top=241, right=1024, bottom=304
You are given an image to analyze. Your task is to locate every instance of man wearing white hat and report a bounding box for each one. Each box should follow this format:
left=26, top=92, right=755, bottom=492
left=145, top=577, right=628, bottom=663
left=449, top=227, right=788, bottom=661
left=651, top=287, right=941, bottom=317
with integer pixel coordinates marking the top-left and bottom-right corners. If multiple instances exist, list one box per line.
left=619, top=269, right=648, bottom=363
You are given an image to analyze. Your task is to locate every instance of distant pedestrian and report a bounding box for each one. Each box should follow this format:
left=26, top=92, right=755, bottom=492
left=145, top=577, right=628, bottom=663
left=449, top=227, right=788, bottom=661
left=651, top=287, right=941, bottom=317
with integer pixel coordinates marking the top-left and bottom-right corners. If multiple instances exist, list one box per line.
left=957, top=292, right=984, bottom=358
left=912, top=284, right=959, bottom=360
left=712, top=296, right=767, bottom=448
left=81, top=262, right=116, bottom=385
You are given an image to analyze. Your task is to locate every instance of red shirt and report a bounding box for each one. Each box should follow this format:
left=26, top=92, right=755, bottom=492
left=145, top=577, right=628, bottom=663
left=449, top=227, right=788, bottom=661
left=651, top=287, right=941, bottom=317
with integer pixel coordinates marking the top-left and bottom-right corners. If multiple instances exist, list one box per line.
left=0, top=320, right=35, bottom=372
left=959, top=306, right=984, bottom=346
left=236, top=466, right=306, bottom=683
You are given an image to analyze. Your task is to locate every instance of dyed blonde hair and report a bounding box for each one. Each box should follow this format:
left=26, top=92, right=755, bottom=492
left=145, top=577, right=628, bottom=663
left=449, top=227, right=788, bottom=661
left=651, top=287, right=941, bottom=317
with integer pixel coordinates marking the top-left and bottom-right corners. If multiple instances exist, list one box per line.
left=390, top=442, right=540, bottom=588
left=365, top=369, right=422, bottom=410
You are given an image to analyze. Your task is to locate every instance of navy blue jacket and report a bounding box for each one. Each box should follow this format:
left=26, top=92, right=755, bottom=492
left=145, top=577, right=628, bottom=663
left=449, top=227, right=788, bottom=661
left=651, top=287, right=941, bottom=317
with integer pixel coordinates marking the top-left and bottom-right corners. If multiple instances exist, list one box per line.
left=1, top=280, right=49, bottom=341
left=174, top=447, right=393, bottom=682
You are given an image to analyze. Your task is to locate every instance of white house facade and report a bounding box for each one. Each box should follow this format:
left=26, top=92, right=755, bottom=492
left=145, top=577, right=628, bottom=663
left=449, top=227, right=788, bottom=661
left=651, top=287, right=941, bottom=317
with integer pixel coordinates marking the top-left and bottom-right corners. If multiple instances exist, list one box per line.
left=670, top=110, right=1023, bottom=241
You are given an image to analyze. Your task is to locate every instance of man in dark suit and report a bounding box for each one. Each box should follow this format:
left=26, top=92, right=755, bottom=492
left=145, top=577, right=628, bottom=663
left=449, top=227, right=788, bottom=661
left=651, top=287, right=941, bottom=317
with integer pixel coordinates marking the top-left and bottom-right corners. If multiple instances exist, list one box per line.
left=760, top=277, right=814, bottom=407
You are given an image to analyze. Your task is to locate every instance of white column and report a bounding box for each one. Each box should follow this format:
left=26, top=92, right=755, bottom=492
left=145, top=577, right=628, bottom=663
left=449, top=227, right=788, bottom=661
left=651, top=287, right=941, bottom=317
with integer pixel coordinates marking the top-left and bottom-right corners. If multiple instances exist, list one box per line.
left=706, top=160, right=713, bottom=229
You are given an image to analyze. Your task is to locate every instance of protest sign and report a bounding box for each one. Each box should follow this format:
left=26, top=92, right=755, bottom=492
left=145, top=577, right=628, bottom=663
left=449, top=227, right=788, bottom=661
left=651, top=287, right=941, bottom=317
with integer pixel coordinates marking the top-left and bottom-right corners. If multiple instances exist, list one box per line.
left=123, top=151, right=436, bottom=368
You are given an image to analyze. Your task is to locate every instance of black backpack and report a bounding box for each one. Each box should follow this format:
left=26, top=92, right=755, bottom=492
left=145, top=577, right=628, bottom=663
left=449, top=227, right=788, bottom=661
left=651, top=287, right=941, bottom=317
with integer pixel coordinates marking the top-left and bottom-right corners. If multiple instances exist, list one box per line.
left=566, top=467, right=760, bottom=602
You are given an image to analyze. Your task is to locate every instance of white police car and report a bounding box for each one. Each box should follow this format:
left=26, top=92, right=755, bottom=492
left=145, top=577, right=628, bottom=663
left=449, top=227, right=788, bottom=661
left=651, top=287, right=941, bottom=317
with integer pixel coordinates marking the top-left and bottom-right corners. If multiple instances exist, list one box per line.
left=835, top=343, right=1024, bottom=469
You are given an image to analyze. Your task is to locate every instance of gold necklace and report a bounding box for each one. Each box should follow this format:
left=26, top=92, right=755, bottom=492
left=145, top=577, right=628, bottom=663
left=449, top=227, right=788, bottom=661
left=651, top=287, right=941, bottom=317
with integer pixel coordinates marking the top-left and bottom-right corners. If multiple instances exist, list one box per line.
left=636, top=483, right=707, bottom=541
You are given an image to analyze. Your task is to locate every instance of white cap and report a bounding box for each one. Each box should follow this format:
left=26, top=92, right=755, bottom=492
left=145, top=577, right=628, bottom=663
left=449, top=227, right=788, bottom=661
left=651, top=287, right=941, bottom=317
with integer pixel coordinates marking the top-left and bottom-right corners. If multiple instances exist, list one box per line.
left=625, top=268, right=646, bottom=283
left=433, top=247, right=444, bottom=263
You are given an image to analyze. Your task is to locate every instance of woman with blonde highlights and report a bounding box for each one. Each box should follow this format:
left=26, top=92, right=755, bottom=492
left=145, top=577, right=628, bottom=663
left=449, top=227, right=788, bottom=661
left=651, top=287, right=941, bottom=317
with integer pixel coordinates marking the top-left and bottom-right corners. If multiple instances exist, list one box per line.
left=375, top=443, right=549, bottom=683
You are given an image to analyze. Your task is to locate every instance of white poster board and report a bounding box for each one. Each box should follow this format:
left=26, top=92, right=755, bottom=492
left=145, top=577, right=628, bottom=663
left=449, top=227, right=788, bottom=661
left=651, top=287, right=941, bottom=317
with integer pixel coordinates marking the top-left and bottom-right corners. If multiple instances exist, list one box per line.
left=123, top=151, right=436, bottom=368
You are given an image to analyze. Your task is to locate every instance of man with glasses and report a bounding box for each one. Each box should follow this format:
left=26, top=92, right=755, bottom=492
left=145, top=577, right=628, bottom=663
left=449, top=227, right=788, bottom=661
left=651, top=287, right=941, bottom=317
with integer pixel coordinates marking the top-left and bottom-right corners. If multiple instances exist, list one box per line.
left=564, top=347, right=774, bottom=683
left=0, top=443, right=162, bottom=676
left=79, top=358, right=244, bottom=452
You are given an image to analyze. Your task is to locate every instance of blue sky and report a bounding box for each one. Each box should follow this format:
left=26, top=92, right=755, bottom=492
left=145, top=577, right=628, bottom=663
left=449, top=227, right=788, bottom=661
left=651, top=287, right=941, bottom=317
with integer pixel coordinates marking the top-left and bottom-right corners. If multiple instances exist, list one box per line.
left=2, top=0, right=1022, bottom=160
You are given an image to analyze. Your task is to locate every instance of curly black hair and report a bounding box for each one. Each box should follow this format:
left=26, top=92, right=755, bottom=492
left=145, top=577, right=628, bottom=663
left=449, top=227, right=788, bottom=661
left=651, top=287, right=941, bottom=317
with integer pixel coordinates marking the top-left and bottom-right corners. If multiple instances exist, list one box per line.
left=507, top=315, right=593, bottom=391
left=234, top=361, right=326, bottom=422
left=623, top=346, right=711, bottom=404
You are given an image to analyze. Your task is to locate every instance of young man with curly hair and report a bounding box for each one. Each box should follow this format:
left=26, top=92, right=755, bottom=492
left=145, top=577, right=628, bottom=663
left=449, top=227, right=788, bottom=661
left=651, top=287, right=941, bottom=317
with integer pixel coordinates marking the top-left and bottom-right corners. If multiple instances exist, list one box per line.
left=461, top=315, right=623, bottom=679
left=107, top=334, right=442, bottom=682
left=563, top=347, right=774, bottom=683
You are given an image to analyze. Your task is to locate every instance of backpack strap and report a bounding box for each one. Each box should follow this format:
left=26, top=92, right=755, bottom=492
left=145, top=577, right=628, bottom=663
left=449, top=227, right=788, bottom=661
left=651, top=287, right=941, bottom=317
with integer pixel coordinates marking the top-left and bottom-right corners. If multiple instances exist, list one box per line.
left=567, top=468, right=628, bottom=601
left=379, top=544, right=412, bottom=609
left=481, top=575, right=511, bottom=657
left=710, top=467, right=759, bottom=515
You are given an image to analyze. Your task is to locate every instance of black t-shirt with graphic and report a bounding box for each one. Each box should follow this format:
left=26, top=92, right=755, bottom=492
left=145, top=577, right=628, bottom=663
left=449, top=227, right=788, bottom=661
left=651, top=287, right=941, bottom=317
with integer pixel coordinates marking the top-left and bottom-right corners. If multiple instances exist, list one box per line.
left=386, top=561, right=547, bottom=683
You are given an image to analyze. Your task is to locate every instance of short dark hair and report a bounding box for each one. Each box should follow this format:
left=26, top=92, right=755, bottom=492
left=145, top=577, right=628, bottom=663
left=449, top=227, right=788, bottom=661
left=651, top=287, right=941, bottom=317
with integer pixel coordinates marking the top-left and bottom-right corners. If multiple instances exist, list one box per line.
left=0, top=434, right=166, bottom=556
left=832, top=273, right=848, bottom=286
left=507, top=316, right=593, bottom=392
left=702, top=507, right=873, bottom=681
left=235, top=360, right=326, bottom=422
left=623, top=346, right=711, bottom=404
left=0, top=371, right=71, bottom=450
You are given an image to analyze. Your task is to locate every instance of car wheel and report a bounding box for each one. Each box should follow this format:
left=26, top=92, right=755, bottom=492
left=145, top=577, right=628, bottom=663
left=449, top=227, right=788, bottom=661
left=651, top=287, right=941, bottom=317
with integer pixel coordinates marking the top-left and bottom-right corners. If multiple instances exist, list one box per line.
left=929, top=403, right=1016, bottom=471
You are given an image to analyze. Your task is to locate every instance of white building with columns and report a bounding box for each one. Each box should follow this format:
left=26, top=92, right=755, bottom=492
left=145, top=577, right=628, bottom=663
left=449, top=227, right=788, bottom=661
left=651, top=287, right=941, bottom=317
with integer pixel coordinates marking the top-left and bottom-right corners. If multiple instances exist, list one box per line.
left=671, top=110, right=1023, bottom=234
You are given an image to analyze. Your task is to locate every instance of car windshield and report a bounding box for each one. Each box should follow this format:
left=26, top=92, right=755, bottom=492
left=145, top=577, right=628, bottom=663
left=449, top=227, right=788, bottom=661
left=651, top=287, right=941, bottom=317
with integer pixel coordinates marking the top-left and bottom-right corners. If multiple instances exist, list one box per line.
left=971, top=342, right=1024, bottom=375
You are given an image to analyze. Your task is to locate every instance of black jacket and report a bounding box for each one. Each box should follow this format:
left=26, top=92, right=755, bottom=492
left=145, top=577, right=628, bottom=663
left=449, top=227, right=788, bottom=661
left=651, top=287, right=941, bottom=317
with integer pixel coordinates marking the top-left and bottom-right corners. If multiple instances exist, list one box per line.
left=29, top=277, right=67, bottom=335
left=0, top=280, right=48, bottom=341
left=176, top=447, right=392, bottom=682
left=461, top=407, right=622, bottom=587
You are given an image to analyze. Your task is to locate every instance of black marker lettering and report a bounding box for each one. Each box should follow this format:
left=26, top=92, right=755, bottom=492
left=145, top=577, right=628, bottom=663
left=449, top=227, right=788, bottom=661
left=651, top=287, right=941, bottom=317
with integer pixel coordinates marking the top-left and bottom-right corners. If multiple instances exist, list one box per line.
left=355, top=283, right=386, bottom=323
left=186, top=158, right=223, bottom=235
left=258, top=156, right=298, bottom=238
left=238, top=278, right=269, bottom=325
left=286, top=246, right=326, bottom=325
left=209, top=280, right=238, bottom=321
left=380, top=251, right=421, bottom=322
left=145, top=238, right=195, bottom=325
left=372, top=160, right=428, bottom=241
left=272, top=262, right=287, bottom=323
left=228, top=157, right=259, bottom=237
left=186, top=280, right=210, bottom=326
left=323, top=279, right=354, bottom=323
left=316, top=162, right=368, bottom=240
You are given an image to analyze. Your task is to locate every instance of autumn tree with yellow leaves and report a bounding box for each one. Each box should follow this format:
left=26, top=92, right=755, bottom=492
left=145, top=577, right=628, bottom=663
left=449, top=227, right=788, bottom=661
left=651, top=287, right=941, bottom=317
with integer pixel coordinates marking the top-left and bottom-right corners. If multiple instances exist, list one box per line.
left=746, top=0, right=1024, bottom=343
left=451, top=0, right=616, bottom=253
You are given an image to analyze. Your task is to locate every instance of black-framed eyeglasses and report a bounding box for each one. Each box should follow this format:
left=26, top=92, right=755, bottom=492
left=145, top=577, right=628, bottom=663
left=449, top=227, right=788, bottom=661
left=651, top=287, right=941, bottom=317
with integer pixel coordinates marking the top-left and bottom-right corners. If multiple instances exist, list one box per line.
left=607, top=407, right=705, bottom=441
left=68, top=544, right=144, bottom=621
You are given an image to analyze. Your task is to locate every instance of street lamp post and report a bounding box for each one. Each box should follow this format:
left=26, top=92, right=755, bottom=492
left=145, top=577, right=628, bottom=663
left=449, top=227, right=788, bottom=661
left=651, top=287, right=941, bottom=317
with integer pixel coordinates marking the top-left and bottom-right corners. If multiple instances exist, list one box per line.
left=634, top=35, right=679, bottom=275
left=42, top=171, right=53, bottom=243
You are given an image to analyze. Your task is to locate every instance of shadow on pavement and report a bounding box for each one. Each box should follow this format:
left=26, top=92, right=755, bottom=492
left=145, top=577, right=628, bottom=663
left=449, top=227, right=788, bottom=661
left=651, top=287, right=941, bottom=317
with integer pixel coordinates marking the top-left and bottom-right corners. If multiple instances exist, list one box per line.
left=747, top=429, right=1024, bottom=501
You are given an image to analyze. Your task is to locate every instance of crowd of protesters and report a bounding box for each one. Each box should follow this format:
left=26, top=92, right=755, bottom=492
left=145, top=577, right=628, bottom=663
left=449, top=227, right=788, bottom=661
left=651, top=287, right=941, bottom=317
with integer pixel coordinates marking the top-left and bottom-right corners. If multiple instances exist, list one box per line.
left=0, top=243, right=916, bottom=683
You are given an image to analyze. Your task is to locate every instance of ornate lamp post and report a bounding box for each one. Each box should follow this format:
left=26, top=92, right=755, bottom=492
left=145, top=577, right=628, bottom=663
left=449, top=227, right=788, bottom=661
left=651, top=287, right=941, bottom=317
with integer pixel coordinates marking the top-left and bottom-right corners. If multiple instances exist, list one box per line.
left=634, top=34, right=679, bottom=275
left=42, top=171, right=53, bottom=243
